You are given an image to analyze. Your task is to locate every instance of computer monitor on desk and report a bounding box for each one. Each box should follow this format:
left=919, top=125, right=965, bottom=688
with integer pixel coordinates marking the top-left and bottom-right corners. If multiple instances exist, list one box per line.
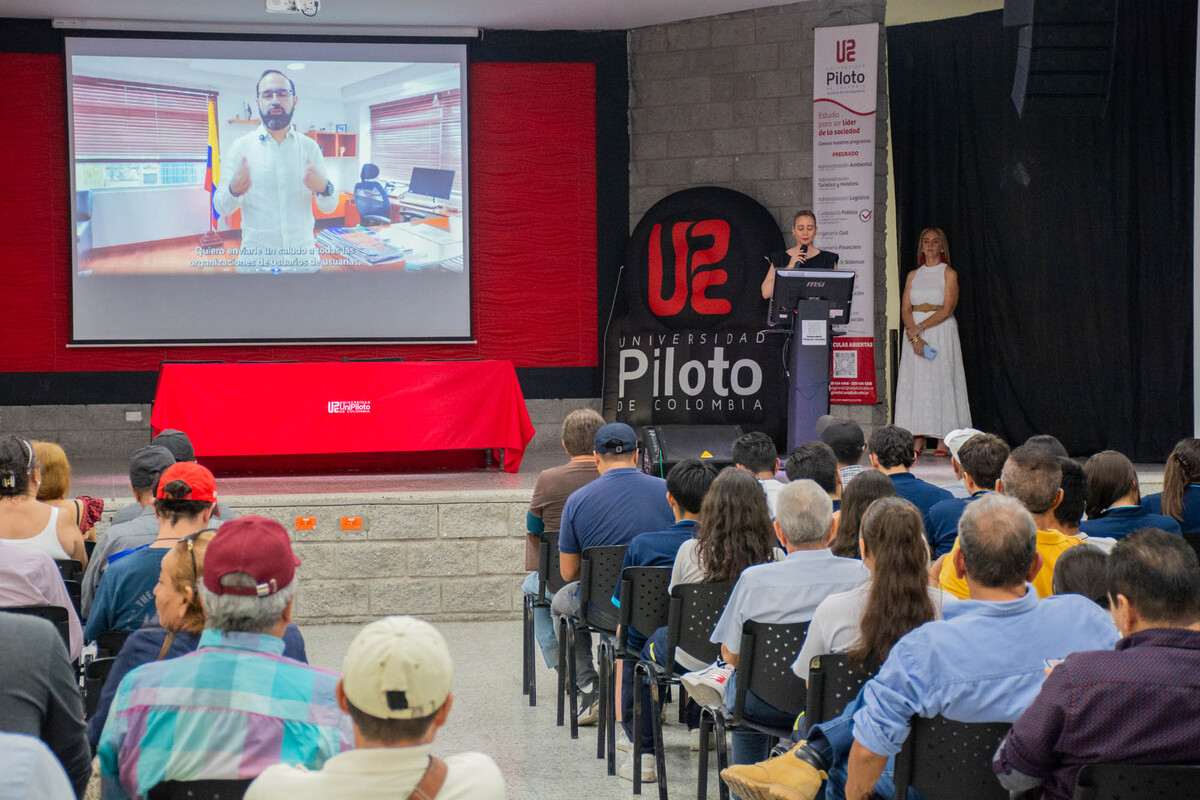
left=402, top=167, right=455, bottom=209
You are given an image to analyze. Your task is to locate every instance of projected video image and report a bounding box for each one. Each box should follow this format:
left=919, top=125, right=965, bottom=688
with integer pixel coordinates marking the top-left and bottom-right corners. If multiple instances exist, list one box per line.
left=71, top=56, right=465, bottom=275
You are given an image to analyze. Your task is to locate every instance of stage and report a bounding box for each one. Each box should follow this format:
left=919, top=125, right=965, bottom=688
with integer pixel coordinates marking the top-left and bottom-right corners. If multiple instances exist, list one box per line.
left=70, top=449, right=1166, bottom=626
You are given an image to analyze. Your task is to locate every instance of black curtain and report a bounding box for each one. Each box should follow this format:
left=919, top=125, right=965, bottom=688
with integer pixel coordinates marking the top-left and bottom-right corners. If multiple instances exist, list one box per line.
left=888, top=3, right=1195, bottom=461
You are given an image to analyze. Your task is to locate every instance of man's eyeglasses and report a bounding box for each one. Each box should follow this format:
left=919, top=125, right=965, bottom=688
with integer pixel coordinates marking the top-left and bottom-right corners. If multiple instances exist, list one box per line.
left=259, top=89, right=294, bottom=100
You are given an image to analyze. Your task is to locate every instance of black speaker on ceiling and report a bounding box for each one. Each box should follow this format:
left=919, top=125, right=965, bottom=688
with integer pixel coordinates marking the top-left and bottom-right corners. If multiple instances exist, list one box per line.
left=1004, top=0, right=1118, bottom=117
left=640, top=424, right=745, bottom=478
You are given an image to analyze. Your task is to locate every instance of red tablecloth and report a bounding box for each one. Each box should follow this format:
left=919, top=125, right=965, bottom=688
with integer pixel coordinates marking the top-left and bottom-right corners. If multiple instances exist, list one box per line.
left=151, top=361, right=536, bottom=473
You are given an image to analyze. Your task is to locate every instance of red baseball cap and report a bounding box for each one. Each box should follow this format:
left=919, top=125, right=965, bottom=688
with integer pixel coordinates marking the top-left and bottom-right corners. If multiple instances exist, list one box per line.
left=155, top=462, right=217, bottom=503
left=203, top=516, right=301, bottom=597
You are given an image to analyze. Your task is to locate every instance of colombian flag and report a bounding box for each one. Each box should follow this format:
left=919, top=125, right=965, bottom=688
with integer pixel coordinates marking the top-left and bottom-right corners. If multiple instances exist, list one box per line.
left=204, top=97, right=221, bottom=228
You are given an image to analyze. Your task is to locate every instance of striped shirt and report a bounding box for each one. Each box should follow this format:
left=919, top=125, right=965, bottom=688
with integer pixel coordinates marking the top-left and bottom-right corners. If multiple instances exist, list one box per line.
left=98, top=629, right=352, bottom=800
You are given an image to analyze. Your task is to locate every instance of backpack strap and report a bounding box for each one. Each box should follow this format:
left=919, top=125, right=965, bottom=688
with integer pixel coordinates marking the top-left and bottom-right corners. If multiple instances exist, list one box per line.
left=407, top=755, right=448, bottom=800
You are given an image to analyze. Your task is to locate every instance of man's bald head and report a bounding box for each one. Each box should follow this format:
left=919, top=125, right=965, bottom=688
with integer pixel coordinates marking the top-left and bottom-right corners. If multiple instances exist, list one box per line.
left=958, top=493, right=1037, bottom=588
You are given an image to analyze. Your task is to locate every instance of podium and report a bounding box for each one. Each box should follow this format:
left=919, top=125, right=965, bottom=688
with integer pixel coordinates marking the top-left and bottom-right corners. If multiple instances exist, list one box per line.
left=769, top=269, right=855, bottom=449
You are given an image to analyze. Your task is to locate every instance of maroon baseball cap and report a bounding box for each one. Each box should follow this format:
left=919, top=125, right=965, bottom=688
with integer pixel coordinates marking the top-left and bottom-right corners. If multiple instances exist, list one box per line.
left=203, top=516, right=301, bottom=597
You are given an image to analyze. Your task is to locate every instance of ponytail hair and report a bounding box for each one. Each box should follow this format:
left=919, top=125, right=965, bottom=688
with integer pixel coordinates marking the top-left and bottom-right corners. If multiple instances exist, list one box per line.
left=154, top=480, right=213, bottom=525
left=848, top=497, right=936, bottom=666
left=1161, top=438, right=1200, bottom=522
left=0, top=436, right=35, bottom=497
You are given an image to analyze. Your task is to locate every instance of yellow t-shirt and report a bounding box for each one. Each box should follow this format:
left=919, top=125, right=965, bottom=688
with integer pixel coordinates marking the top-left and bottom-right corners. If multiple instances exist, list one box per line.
left=939, top=529, right=1083, bottom=599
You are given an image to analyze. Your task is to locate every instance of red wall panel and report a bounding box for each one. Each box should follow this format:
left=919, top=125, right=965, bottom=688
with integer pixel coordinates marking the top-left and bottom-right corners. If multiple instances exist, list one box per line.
left=0, top=55, right=597, bottom=371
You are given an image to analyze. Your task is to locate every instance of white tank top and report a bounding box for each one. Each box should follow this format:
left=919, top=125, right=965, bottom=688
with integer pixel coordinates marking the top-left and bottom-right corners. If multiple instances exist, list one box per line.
left=5, top=506, right=70, bottom=561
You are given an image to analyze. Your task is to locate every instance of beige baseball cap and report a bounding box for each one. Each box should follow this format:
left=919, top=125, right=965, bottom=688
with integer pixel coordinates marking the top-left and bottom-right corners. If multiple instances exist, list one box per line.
left=943, top=428, right=984, bottom=462
left=342, top=616, right=453, bottom=719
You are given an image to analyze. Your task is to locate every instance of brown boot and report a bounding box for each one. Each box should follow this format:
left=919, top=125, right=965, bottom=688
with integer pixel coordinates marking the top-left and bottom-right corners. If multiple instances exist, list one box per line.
left=719, top=740, right=825, bottom=800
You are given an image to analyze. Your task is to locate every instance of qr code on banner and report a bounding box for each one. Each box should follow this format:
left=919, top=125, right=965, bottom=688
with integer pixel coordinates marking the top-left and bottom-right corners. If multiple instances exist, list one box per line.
left=833, top=350, right=858, bottom=380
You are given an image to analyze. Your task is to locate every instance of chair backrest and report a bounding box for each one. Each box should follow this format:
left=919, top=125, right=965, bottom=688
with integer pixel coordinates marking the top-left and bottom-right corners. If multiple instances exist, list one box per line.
left=55, top=559, right=84, bottom=582
left=732, top=620, right=810, bottom=722
left=63, top=579, right=82, bottom=616
left=1074, top=763, right=1200, bottom=800
left=804, top=653, right=876, bottom=726
left=578, top=545, right=628, bottom=634
left=84, top=539, right=96, bottom=560
left=3, top=605, right=70, bottom=650
left=83, top=656, right=118, bottom=719
left=537, top=532, right=566, bottom=597
left=96, top=630, right=132, bottom=658
left=617, top=567, right=672, bottom=651
left=148, top=779, right=253, bottom=800
left=665, top=581, right=733, bottom=672
left=353, top=183, right=389, bottom=219
left=892, top=716, right=1012, bottom=800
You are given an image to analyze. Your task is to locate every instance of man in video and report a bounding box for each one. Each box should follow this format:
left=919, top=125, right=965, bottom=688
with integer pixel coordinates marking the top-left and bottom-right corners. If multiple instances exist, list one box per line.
left=214, top=69, right=338, bottom=272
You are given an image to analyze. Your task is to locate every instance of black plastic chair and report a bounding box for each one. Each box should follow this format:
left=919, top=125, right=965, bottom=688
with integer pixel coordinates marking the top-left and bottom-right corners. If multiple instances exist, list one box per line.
left=148, top=779, right=253, bottom=799
left=83, top=656, right=117, bottom=719
left=892, top=716, right=1012, bottom=800
left=3, top=604, right=70, bottom=651
left=63, top=579, right=82, bottom=618
left=84, top=539, right=96, bottom=560
left=1074, top=763, right=1200, bottom=799
left=700, top=620, right=809, bottom=800
left=803, top=653, right=875, bottom=726
left=523, top=531, right=565, bottom=709
left=559, top=545, right=626, bottom=741
left=96, top=630, right=131, bottom=658
left=352, top=163, right=391, bottom=226
left=615, top=566, right=673, bottom=790
left=55, top=559, right=84, bottom=583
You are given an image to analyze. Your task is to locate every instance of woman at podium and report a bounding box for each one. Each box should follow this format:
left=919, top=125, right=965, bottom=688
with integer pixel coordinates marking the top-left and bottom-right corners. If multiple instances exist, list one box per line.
left=760, top=209, right=840, bottom=300
left=895, top=227, right=972, bottom=456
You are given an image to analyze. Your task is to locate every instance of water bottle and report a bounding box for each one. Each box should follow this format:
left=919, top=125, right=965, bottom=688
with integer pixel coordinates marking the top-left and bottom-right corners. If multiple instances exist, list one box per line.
left=922, top=344, right=938, bottom=361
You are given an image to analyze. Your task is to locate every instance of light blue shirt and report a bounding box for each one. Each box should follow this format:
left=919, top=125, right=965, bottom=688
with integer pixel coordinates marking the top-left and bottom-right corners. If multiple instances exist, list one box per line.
left=0, top=733, right=75, bottom=800
left=710, top=548, right=868, bottom=654
left=851, top=588, right=1119, bottom=758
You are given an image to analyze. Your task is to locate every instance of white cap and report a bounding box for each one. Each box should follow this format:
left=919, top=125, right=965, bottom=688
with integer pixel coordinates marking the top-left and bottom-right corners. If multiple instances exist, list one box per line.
left=943, top=428, right=984, bottom=462
left=342, top=616, right=453, bottom=720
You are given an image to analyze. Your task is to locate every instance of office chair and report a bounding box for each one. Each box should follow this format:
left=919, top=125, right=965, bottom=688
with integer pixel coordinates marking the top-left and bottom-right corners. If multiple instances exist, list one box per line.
left=353, top=163, right=391, bottom=226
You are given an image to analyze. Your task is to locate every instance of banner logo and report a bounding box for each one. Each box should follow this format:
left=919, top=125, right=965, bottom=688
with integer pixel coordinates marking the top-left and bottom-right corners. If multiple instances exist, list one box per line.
left=328, top=400, right=372, bottom=414
left=647, top=220, right=732, bottom=317
left=836, top=39, right=857, bottom=63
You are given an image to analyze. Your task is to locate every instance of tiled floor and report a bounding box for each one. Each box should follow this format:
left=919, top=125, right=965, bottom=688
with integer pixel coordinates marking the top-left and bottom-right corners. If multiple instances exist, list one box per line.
left=303, top=619, right=724, bottom=800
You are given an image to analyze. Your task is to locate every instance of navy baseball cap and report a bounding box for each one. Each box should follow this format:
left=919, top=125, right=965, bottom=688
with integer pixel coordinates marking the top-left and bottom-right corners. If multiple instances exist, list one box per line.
left=594, top=423, right=638, bottom=455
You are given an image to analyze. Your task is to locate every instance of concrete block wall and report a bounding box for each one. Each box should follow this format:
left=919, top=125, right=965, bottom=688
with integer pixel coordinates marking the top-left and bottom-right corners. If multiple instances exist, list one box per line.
left=629, top=0, right=890, bottom=430
left=0, top=404, right=152, bottom=459
left=228, top=490, right=533, bottom=624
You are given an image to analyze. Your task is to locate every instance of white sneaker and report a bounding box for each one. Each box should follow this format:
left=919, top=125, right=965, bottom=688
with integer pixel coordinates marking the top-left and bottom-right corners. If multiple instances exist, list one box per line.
left=618, top=753, right=658, bottom=783
left=681, top=661, right=733, bottom=709
left=690, top=728, right=716, bottom=751
left=616, top=728, right=632, bottom=753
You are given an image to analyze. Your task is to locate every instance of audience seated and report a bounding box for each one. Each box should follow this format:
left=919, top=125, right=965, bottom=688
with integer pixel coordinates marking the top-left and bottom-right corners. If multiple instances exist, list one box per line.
left=247, top=616, right=504, bottom=799
left=32, top=441, right=103, bottom=540
left=0, top=612, right=90, bottom=797
left=0, top=436, right=88, bottom=567
left=995, top=530, right=1200, bottom=799
left=81, top=444, right=175, bottom=616
left=1053, top=457, right=1089, bottom=538
left=1141, top=437, right=1200, bottom=533
left=85, top=462, right=217, bottom=642
left=612, top=458, right=718, bottom=782
left=690, top=480, right=867, bottom=766
left=828, top=470, right=895, bottom=559
left=726, top=494, right=1118, bottom=800
left=938, top=427, right=983, bottom=498
left=941, top=444, right=1083, bottom=599
left=733, top=432, right=785, bottom=517
left=1081, top=450, right=1181, bottom=538
left=98, top=516, right=352, bottom=797
left=551, top=422, right=674, bottom=725
left=520, top=408, right=603, bottom=671
left=784, top=442, right=842, bottom=510
left=0, top=540, right=83, bottom=661
left=867, top=426, right=952, bottom=518
left=87, top=529, right=308, bottom=750
left=792, top=497, right=953, bottom=683
left=1024, top=433, right=1070, bottom=458
left=0, top=732, right=76, bottom=799
left=924, top=433, right=1008, bottom=557
left=1051, top=545, right=1109, bottom=608
left=110, top=429, right=238, bottom=525
left=817, top=416, right=867, bottom=487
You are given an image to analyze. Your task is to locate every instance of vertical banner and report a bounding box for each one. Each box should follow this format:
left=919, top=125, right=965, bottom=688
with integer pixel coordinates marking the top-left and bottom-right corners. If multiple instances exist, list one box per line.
left=813, top=23, right=880, bottom=404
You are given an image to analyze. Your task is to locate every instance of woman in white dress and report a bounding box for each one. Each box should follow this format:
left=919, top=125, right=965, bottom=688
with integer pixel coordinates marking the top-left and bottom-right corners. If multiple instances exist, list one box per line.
left=895, top=228, right=971, bottom=456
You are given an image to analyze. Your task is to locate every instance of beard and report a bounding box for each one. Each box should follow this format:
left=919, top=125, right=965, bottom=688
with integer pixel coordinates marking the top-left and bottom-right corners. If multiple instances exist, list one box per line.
left=260, top=105, right=294, bottom=131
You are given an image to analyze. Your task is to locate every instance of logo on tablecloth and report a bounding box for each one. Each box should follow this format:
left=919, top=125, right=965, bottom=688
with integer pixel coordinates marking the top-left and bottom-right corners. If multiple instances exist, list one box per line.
left=327, top=400, right=372, bottom=414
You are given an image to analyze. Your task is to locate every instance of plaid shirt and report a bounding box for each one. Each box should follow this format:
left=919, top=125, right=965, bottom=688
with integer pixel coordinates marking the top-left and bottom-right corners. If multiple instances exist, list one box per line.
left=98, top=629, right=353, bottom=800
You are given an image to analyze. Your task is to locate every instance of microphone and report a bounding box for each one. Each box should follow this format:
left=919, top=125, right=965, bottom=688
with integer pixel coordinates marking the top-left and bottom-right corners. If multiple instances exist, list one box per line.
left=800, top=244, right=809, bottom=256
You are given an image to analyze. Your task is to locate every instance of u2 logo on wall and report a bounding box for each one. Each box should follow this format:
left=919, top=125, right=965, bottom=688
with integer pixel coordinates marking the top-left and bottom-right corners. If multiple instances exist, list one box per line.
left=648, top=219, right=731, bottom=317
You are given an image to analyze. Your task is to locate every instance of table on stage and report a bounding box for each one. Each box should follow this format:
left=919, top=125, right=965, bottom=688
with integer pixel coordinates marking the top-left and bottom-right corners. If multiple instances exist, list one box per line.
left=150, top=360, right=536, bottom=473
